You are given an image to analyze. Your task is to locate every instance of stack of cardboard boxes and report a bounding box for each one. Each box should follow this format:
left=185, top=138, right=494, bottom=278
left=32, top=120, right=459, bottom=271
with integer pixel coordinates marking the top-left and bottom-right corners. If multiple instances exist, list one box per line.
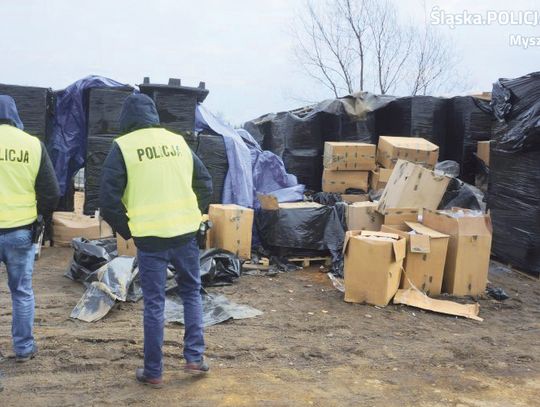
left=322, top=142, right=376, bottom=198
left=343, top=136, right=493, bottom=308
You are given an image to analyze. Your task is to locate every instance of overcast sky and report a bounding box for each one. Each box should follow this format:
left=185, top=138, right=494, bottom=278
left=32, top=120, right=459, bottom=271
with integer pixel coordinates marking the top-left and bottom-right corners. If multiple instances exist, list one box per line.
left=0, top=0, right=538, bottom=124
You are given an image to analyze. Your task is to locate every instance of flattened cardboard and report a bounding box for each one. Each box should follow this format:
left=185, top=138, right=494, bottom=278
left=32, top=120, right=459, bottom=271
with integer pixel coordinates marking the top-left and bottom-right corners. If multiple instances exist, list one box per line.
left=323, top=142, right=376, bottom=171
left=381, top=222, right=448, bottom=296
left=346, top=202, right=383, bottom=232
left=344, top=230, right=406, bottom=306
left=52, top=212, right=113, bottom=247
left=423, top=209, right=492, bottom=296
left=370, top=167, right=393, bottom=190
left=477, top=141, right=491, bottom=166
left=376, top=136, right=439, bottom=169
left=208, top=204, right=254, bottom=259
left=393, top=288, right=483, bottom=321
left=377, top=160, right=450, bottom=212
left=322, top=169, right=369, bottom=193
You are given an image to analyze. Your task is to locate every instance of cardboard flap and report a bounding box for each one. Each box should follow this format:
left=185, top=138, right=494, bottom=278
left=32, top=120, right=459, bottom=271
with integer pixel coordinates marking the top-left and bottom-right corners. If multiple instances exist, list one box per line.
left=409, top=234, right=431, bottom=253
left=343, top=230, right=363, bottom=254
left=361, top=230, right=400, bottom=240
left=392, top=238, right=406, bottom=262
left=405, top=221, right=449, bottom=238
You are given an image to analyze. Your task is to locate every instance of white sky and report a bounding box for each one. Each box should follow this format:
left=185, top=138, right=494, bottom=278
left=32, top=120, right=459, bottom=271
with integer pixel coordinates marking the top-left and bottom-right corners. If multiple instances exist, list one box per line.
left=0, top=0, right=538, bottom=124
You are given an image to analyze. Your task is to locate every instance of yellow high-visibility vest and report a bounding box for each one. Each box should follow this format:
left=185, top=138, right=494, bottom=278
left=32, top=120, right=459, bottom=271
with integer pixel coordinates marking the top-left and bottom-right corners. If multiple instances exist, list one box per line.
left=115, top=127, right=202, bottom=238
left=0, top=124, right=41, bottom=228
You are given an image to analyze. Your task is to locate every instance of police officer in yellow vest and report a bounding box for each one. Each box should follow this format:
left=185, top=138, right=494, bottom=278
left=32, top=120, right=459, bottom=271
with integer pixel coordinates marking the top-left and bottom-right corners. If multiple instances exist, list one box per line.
left=0, top=95, right=60, bottom=363
left=100, top=94, right=212, bottom=388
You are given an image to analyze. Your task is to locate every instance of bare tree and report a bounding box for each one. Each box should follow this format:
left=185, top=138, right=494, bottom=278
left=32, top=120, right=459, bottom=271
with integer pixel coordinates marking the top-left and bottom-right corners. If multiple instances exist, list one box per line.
left=293, top=0, right=461, bottom=97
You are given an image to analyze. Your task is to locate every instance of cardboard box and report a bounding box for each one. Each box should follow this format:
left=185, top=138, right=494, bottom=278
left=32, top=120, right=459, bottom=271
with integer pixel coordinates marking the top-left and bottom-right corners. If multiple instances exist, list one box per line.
left=323, top=142, right=376, bottom=171
left=477, top=141, right=491, bottom=166
left=370, top=167, right=393, bottom=191
left=208, top=204, right=254, bottom=259
left=74, top=191, right=85, bottom=214
left=117, top=234, right=137, bottom=257
left=322, top=169, right=369, bottom=193
left=377, top=160, right=451, bottom=212
left=52, top=212, right=113, bottom=247
left=381, top=222, right=449, bottom=295
left=378, top=208, right=419, bottom=225
left=376, top=136, right=439, bottom=169
left=346, top=202, right=383, bottom=231
left=423, top=209, right=492, bottom=296
left=341, top=194, right=369, bottom=204
left=344, top=231, right=406, bottom=306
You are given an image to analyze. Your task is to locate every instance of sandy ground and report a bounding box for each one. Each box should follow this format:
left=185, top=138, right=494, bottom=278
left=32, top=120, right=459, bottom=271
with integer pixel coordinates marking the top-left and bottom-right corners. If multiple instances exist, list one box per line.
left=0, top=247, right=539, bottom=406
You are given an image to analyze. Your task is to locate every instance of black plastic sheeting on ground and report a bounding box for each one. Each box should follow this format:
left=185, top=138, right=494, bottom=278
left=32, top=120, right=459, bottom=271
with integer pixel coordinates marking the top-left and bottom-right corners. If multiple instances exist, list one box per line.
left=65, top=238, right=117, bottom=283
left=0, top=83, right=54, bottom=142
left=139, top=83, right=208, bottom=134
left=488, top=72, right=540, bottom=277
left=164, top=292, right=262, bottom=327
left=191, top=134, right=228, bottom=204
left=200, top=248, right=241, bottom=287
left=255, top=203, right=347, bottom=276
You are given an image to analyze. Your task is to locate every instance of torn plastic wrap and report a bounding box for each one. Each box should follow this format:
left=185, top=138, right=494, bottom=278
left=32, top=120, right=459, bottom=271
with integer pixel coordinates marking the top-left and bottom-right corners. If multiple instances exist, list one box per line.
left=65, top=238, right=117, bottom=283
left=0, top=83, right=54, bottom=143
left=255, top=203, right=346, bottom=276
left=164, top=293, right=262, bottom=327
left=438, top=178, right=483, bottom=211
left=71, top=257, right=136, bottom=322
left=489, top=72, right=540, bottom=277
left=199, top=249, right=242, bottom=287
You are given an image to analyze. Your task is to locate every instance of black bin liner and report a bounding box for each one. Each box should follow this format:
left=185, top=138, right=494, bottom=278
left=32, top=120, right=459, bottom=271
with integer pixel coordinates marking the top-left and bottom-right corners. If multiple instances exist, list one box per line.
left=0, top=83, right=53, bottom=142
left=193, top=134, right=228, bottom=204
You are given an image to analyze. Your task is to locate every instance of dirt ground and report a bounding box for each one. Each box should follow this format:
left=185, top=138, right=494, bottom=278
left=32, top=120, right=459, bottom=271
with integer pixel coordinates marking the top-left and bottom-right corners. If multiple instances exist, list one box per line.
left=0, top=247, right=539, bottom=406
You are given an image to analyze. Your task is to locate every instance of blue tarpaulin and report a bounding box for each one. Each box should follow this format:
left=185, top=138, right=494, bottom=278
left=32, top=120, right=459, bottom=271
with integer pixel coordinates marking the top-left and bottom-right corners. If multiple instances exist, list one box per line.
left=48, top=75, right=131, bottom=194
left=195, top=105, right=303, bottom=208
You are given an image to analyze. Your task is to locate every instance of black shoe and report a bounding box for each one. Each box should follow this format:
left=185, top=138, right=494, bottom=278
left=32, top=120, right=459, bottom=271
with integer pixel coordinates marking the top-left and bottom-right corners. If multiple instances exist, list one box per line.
left=184, top=359, right=210, bottom=374
left=135, top=368, right=164, bottom=389
left=15, top=345, right=37, bottom=363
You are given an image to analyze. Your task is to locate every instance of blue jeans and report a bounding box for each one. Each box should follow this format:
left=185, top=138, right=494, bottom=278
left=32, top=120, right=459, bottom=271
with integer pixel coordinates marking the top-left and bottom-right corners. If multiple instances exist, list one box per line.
left=0, top=229, right=36, bottom=356
left=138, top=237, right=204, bottom=379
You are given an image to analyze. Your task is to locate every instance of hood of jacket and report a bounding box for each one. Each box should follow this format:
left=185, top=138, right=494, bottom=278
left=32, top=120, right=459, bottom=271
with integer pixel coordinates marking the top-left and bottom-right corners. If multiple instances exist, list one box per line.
left=119, top=93, right=160, bottom=134
left=0, top=95, right=24, bottom=129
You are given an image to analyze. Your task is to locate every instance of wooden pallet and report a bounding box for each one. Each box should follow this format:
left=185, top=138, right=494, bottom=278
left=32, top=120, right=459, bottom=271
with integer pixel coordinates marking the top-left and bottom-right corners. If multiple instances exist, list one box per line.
left=288, top=256, right=332, bottom=268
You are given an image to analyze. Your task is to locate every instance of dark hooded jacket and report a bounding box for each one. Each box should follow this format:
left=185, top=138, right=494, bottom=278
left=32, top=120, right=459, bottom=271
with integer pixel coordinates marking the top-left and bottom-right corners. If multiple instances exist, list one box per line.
left=99, top=93, right=213, bottom=252
left=0, top=95, right=60, bottom=233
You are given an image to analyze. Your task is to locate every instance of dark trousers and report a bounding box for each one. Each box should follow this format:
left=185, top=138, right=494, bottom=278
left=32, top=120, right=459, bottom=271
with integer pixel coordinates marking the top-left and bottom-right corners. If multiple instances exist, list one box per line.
left=138, top=237, right=204, bottom=379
